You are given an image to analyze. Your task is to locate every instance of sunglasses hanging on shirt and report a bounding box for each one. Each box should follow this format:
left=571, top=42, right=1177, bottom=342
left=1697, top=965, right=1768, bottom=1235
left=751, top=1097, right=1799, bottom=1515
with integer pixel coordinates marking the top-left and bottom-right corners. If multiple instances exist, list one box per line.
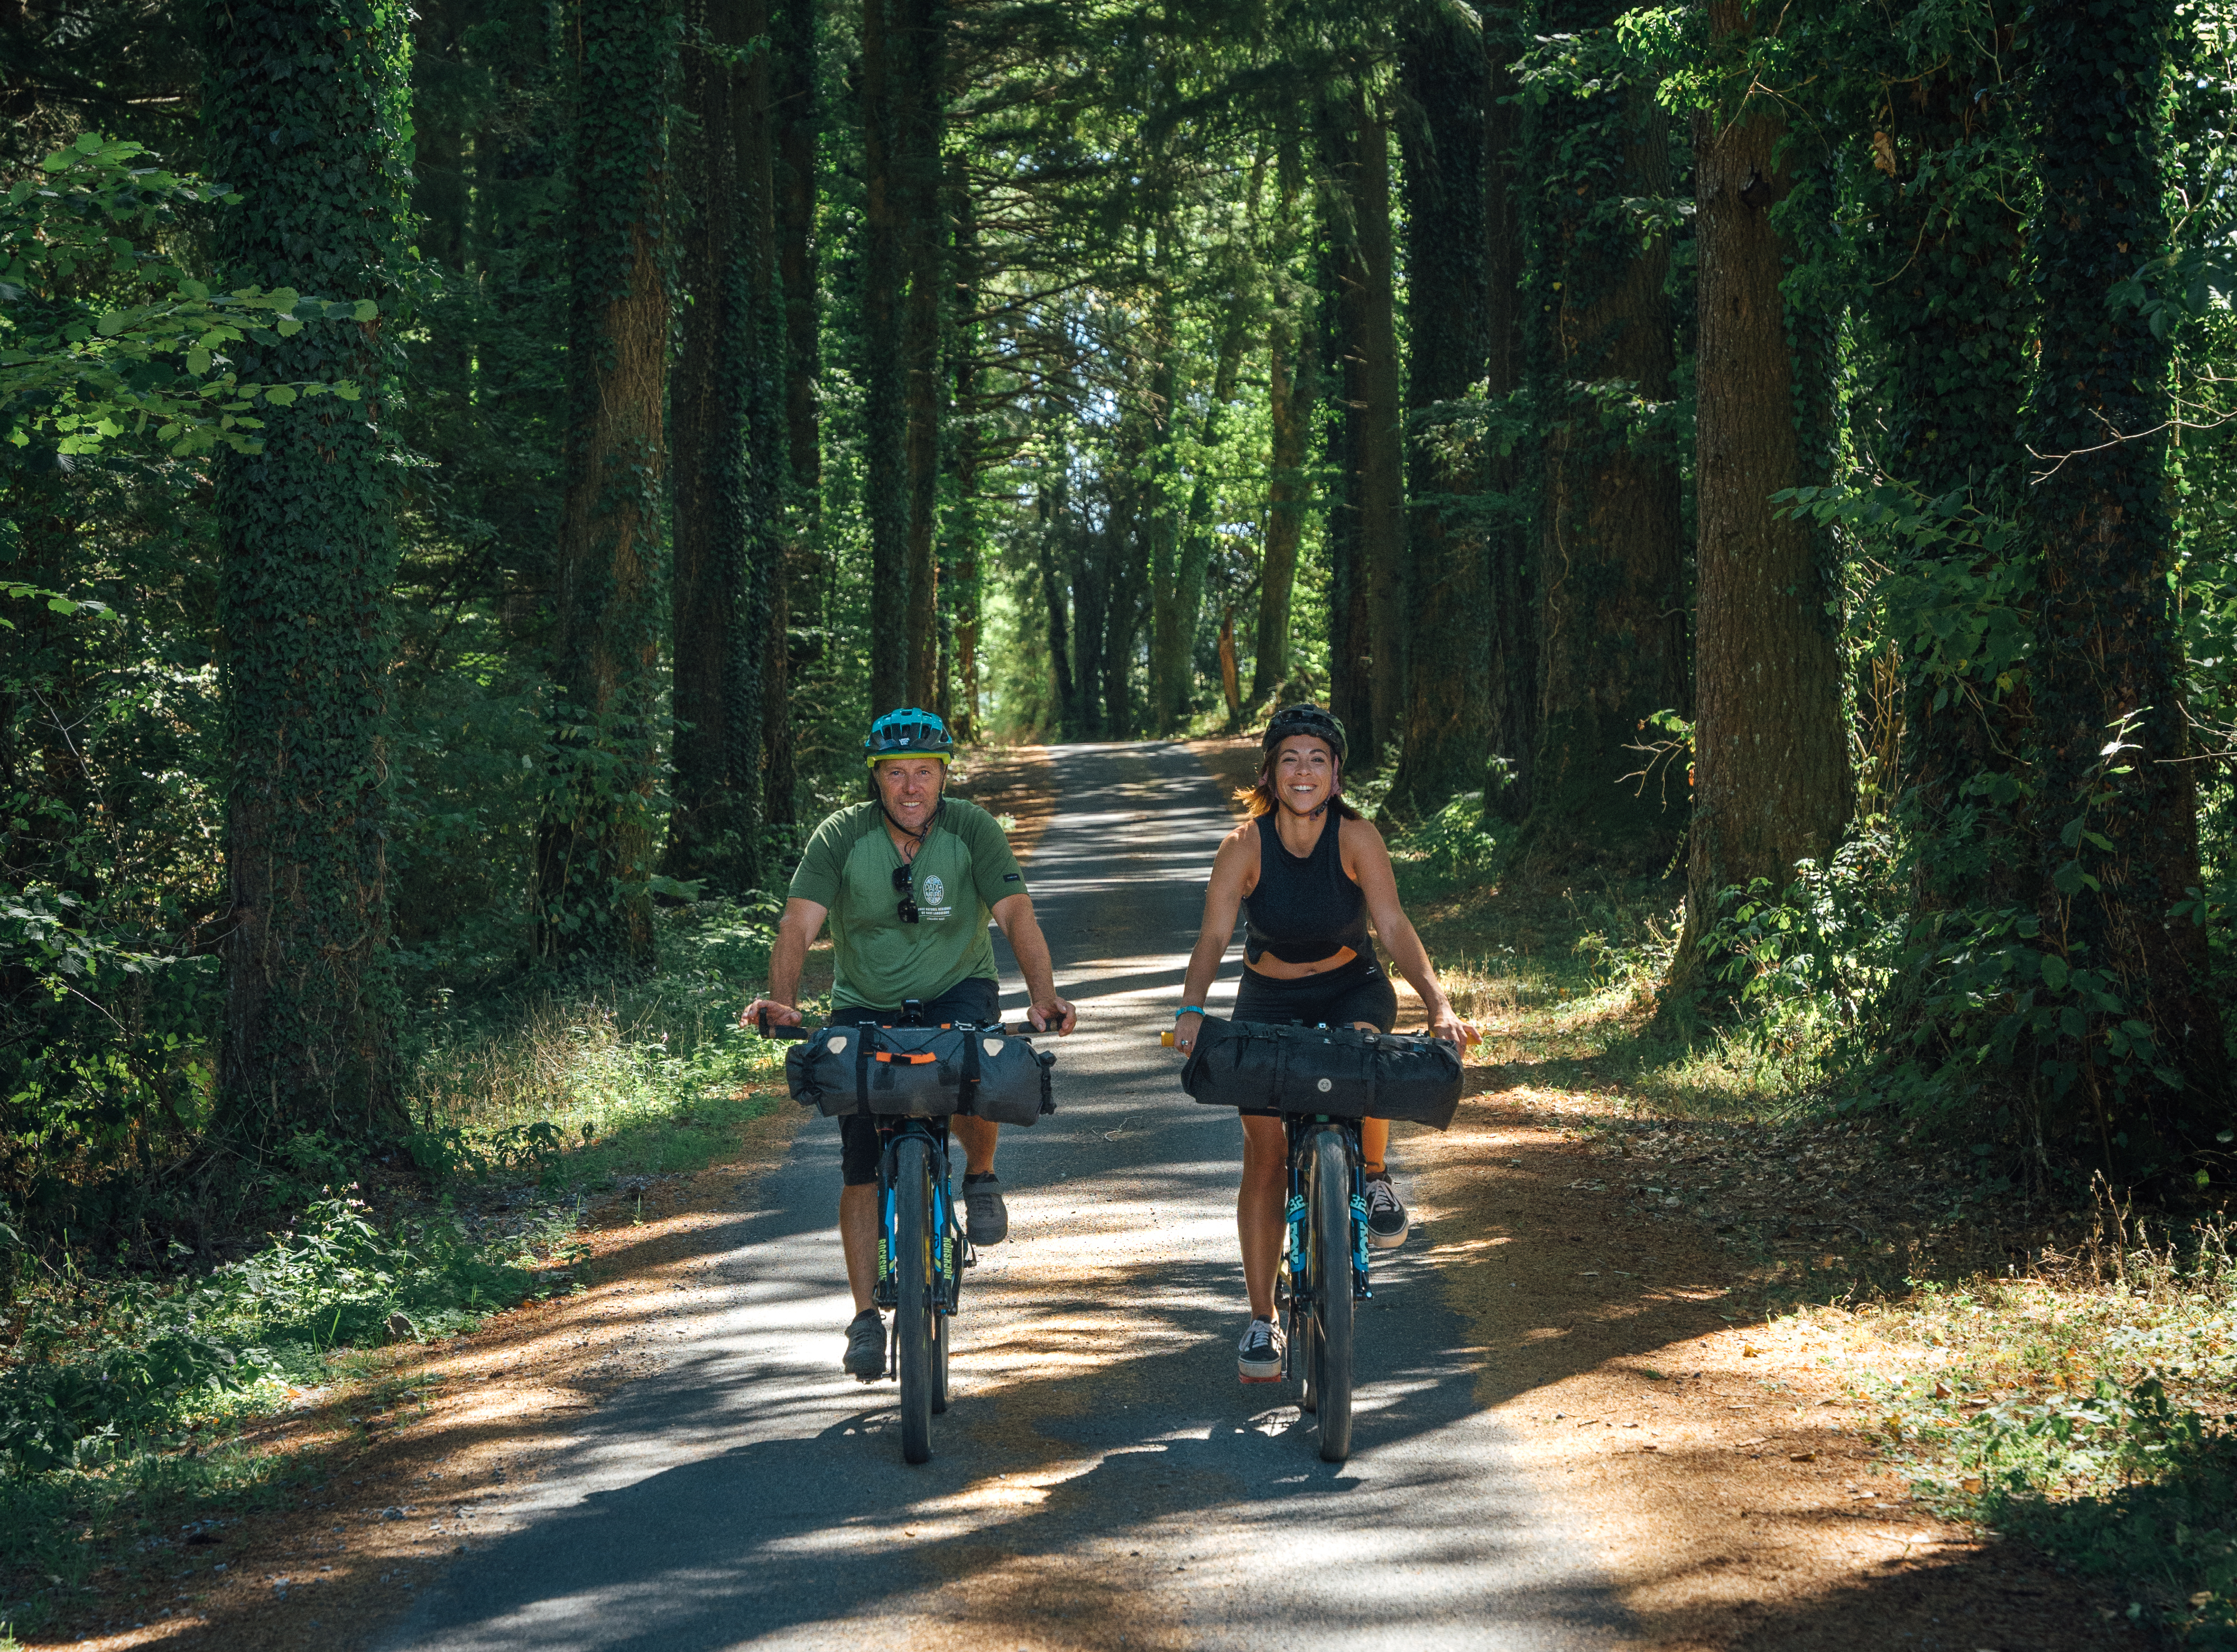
left=891, top=862, right=920, bottom=924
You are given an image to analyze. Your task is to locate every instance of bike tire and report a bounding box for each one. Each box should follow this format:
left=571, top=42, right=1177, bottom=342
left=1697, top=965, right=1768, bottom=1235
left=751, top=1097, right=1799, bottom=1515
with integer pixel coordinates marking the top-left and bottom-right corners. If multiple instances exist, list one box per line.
left=1309, top=1127, right=1355, bottom=1462
left=893, top=1136, right=936, bottom=1465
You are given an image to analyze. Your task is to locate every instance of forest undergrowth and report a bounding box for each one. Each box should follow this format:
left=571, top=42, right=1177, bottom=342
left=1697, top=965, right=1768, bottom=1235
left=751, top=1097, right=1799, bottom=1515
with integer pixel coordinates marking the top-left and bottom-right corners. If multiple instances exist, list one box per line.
left=1383, top=800, right=2237, bottom=1645
left=0, top=898, right=790, bottom=1640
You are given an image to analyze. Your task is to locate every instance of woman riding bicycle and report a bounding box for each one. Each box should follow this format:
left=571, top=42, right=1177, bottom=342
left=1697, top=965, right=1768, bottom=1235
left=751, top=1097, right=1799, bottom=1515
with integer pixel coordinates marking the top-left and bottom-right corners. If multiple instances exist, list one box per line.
left=1172, top=705, right=1476, bottom=1383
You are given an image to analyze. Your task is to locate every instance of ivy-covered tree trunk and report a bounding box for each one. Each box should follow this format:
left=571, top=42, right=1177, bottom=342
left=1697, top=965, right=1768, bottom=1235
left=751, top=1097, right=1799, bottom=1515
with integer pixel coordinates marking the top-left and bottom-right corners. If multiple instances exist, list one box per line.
left=205, top=0, right=411, bottom=1144
left=860, top=0, right=909, bottom=714
left=1483, top=7, right=1535, bottom=824
left=534, top=0, right=677, bottom=966
left=1510, top=15, right=1687, bottom=877
left=2023, top=0, right=2226, bottom=1171
left=1867, top=10, right=2032, bottom=914
left=1671, top=4, right=1851, bottom=988
left=666, top=0, right=757, bottom=894
left=1384, top=13, right=1489, bottom=826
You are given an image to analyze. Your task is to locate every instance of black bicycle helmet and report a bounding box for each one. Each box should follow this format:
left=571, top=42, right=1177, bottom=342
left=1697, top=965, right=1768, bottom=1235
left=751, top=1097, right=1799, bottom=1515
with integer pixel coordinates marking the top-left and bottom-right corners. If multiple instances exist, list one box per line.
left=1263, top=704, right=1346, bottom=766
left=863, top=707, right=955, bottom=767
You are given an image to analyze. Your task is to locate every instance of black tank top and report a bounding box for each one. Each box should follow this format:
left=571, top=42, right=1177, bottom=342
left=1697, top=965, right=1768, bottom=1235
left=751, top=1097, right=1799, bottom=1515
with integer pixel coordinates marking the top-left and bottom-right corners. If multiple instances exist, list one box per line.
left=1242, top=812, right=1373, bottom=965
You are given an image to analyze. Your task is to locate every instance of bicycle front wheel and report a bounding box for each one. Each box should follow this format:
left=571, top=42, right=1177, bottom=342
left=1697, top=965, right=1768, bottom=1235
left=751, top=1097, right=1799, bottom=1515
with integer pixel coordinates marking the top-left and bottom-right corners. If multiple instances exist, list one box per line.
left=1307, top=1127, right=1355, bottom=1462
left=892, top=1135, right=937, bottom=1464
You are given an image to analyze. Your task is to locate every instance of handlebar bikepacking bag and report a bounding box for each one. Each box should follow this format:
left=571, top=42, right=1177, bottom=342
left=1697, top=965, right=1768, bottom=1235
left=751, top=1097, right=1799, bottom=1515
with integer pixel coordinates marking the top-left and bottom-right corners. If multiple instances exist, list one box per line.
left=786, top=1025, right=965, bottom=1118
left=1179, top=1017, right=1462, bottom=1129
left=959, top=1030, right=1057, bottom=1127
left=786, top=1025, right=1057, bottom=1125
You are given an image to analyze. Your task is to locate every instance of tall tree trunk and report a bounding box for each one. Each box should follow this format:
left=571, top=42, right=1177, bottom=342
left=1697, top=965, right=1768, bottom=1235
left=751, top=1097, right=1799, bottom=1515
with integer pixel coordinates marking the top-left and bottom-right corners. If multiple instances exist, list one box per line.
left=1143, top=247, right=1185, bottom=732
left=1511, top=27, right=1686, bottom=878
left=859, top=0, right=908, bottom=713
left=1671, top=6, right=1851, bottom=989
left=666, top=0, right=756, bottom=893
left=1318, top=183, right=1372, bottom=747
left=770, top=0, right=820, bottom=823
left=1035, top=485, right=1076, bottom=738
left=898, top=0, right=944, bottom=707
left=737, top=0, right=784, bottom=874
left=535, top=0, right=677, bottom=966
left=205, top=0, right=410, bottom=1141
left=1384, top=13, right=1490, bottom=826
left=1070, top=526, right=1106, bottom=737
left=947, top=157, right=984, bottom=741
left=2023, top=0, right=2226, bottom=1172
left=1869, top=11, right=2032, bottom=928
left=1251, top=290, right=1313, bottom=704
left=1349, top=94, right=1404, bottom=762
left=1484, top=7, right=1535, bottom=823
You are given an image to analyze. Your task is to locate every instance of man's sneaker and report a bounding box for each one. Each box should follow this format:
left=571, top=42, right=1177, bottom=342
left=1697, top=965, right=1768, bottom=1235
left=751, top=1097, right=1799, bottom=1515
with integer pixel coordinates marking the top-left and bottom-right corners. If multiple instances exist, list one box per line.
left=1364, top=1172, right=1409, bottom=1250
left=843, top=1309, right=886, bottom=1380
left=1237, top=1317, right=1283, bottom=1384
left=962, top=1173, right=1008, bottom=1246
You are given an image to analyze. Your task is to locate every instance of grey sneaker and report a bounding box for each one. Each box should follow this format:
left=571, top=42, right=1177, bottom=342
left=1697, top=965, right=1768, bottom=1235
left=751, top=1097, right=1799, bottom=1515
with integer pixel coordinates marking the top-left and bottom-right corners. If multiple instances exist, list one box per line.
left=843, top=1309, right=885, bottom=1379
left=963, top=1172, right=1008, bottom=1246
left=1364, top=1172, right=1409, bottom=1250
left=1237, top=1317, right=1282, bottom=1383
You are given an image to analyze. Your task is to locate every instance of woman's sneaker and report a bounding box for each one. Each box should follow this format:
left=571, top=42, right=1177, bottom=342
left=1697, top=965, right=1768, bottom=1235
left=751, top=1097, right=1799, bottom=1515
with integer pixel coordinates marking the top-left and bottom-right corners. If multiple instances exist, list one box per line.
left=844, top=1309, right=886, bottom=1379
left=1364, top=1172, right=1409, bottom=1249
left=1237, top=1316, right=1283, bottom=1383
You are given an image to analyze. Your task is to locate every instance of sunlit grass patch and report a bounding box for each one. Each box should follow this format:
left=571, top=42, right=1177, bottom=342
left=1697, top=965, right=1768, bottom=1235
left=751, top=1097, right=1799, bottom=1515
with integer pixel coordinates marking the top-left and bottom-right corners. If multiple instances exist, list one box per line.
left=401, top=896, right=790, bottom=1186
left=1822, top=1209, right=2237, bottom=1642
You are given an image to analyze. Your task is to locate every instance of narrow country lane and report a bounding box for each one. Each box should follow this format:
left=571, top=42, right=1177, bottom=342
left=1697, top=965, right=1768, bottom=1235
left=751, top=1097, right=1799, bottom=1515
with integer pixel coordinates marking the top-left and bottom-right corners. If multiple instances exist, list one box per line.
left=377, top=743, right=1627, bottom=1651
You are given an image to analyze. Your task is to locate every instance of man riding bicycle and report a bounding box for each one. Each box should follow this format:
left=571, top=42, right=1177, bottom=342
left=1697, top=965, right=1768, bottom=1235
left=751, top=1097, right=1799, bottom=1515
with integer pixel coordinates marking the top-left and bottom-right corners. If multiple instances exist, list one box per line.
left=742, top=709, right=1077, bottom=1379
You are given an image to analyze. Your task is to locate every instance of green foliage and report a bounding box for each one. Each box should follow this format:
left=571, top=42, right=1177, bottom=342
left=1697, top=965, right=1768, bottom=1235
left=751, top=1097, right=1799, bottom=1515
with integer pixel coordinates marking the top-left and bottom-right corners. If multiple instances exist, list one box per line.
left=0, top=135, right=372, bottom=460
left=0, top=1191, right=549, bottom=1475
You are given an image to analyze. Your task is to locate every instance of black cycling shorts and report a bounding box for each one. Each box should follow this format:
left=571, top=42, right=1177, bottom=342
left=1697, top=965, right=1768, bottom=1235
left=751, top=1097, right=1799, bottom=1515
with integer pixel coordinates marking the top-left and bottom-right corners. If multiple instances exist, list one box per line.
left=832, top=977, right=1001, bottom=1186
left=1228, top=951, right=1397, bottom=1120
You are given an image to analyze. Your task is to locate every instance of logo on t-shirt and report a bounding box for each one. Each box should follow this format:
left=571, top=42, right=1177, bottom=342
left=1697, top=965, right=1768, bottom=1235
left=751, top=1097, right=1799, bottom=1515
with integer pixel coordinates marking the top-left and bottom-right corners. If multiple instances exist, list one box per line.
left=921, top=874, right=946, bottom=906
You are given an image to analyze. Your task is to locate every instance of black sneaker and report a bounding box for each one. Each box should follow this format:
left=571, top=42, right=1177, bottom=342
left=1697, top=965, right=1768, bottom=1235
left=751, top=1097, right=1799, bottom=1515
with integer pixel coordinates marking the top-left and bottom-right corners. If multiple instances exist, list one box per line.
left=962, top=1172, right=1008, bottom=1246
left=1237, top=1317, right=1282, bottom=1384
left=843, top=1309, right=885, bottom=1379
left=1364, top=1172, right=1409, bottom=1250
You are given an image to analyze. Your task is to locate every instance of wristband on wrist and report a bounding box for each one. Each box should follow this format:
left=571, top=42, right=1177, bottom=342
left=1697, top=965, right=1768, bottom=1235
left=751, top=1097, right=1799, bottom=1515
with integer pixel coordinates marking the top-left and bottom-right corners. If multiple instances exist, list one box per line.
left=1174, top=1004, right=1206, bottom=1019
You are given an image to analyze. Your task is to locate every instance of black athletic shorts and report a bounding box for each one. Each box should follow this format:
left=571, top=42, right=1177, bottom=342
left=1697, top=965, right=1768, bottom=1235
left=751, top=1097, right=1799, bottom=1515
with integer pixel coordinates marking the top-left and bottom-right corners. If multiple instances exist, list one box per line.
left=1228, top=951, right=1397, bottom=1120
left=831, top=976, right=1001, bottom=1186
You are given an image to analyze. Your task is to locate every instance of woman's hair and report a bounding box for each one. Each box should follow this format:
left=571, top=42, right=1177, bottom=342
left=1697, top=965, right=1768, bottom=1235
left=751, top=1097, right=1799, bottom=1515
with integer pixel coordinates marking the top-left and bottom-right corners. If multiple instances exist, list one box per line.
left=1244, top=736, right=1359, bottom=820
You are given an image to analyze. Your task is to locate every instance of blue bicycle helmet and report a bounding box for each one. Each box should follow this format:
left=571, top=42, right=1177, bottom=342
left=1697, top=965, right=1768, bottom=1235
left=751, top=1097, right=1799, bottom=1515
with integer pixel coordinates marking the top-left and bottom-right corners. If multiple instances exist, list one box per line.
left=864, top=707, right=956, bottom=767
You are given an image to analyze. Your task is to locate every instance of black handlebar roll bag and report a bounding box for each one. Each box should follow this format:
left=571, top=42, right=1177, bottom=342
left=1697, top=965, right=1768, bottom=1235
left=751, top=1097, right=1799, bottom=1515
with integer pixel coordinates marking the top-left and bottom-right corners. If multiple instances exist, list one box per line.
left=1179, top=1017, right=1462, bottom=1129
left=959, top=1030, right=1057, bottom=1127
left=785, top=1025, right=1056, bottom=1125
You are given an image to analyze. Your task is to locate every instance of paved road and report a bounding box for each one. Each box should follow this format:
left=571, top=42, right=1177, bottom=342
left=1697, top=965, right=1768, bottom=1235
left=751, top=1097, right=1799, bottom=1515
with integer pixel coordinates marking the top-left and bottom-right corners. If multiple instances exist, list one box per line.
left=380, top=742, right=1626, bottom=1651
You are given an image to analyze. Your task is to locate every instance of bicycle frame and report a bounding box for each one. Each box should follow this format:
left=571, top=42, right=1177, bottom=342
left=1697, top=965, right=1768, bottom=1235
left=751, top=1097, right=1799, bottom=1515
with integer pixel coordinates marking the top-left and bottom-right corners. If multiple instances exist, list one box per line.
left=873, top=1117, right=966, bottom=1317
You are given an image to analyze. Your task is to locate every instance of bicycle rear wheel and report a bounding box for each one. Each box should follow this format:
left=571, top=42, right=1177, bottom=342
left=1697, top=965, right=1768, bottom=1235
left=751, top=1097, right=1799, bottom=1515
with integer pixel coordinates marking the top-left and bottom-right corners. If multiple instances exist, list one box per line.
left=1307, top=1127, right=1354, bottom=1462
left=892, top=1136, right=937, bottom=1464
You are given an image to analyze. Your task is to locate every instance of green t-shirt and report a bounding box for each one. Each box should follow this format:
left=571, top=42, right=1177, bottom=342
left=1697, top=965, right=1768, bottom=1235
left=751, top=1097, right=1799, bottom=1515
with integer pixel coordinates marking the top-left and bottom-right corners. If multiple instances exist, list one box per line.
left=788, top=797, right=1027, bottom=1011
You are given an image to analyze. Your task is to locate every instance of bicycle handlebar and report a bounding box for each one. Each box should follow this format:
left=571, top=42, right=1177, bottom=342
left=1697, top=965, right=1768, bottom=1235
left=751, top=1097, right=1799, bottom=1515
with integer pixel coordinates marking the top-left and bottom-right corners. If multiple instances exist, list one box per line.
left=756, top=1011, right=1039, bottom=1041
